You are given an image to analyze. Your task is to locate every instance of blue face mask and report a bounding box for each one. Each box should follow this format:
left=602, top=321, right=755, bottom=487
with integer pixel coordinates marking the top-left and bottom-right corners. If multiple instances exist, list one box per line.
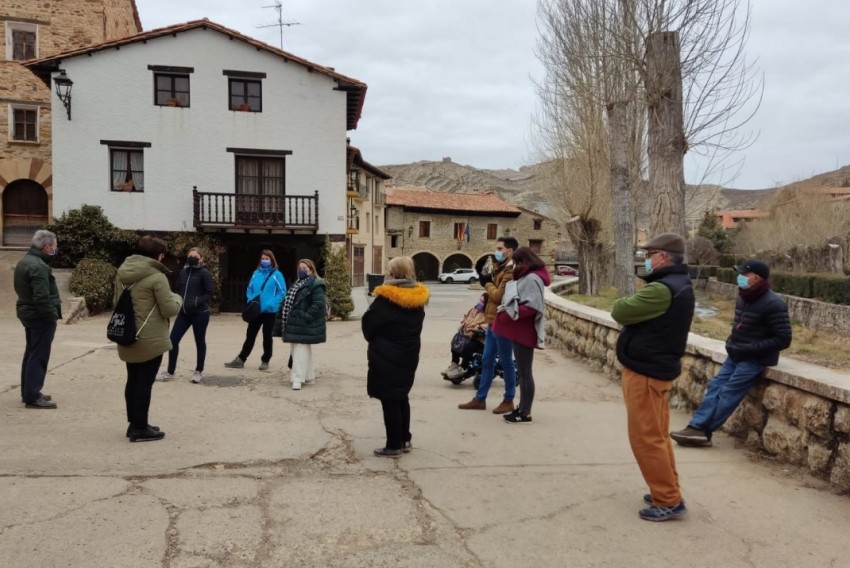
left=297, top=269, right=309, bottom=280
left=494, top=251, right=505, bottom=262
left=260, top=260, right=271, bottom=269
left=644, top=258, right=653, bottom=274
left=474, top=301, right=484, bottom=311
left=737, top=274, right=751, bottom=289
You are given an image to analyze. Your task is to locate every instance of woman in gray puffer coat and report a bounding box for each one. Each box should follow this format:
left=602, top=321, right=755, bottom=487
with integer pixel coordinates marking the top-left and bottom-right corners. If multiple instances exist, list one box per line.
left=114, top=235, right=182, bottom=442
left=273, top=259, right=326, bottom=390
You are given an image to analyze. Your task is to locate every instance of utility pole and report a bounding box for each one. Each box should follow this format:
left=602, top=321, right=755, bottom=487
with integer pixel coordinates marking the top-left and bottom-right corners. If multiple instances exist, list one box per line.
left=257, top=1, right=301, bottom=49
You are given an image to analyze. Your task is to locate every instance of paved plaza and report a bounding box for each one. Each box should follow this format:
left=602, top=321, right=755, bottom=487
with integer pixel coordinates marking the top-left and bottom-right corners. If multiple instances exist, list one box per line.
left=1, top=283, right=849, bottom=567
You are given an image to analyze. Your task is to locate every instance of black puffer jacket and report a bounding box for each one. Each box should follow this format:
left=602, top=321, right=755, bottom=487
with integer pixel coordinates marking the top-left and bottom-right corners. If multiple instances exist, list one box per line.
left=726, top=286, right=791, bottom=366
left=361, top=281, right=429, bottom=400
left=175, top=264, right=214, bottom=315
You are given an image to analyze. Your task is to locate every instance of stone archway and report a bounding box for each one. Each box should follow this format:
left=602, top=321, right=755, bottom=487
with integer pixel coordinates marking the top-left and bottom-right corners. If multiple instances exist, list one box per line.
left=2, top=179, right=48, bottom=246
left=442, top=253, right=472, bottom=272
left=411, top=251, right=439, bottom=281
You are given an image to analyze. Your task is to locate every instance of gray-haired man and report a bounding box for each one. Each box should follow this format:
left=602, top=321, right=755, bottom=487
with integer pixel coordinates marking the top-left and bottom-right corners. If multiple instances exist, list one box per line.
left=14, top=230, right=61, bottom=409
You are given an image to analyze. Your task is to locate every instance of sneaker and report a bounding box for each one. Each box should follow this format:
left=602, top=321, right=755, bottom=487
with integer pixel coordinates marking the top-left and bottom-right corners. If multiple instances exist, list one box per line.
left=191, top=371, right=203, bottom=384
left=441, top=362, right=459, bottom=377
left=670, top=426, right=712, bottom=447
left=224, top=357, right=244, bottom=369
left=126, top=424, right=160, bottom=438
left=157, top=371, right=174, bottom=382
left=292, top=382, right=302, bottom=390
left=259, top=361, right=269, bottom=371
left=446, top=367, right=467, bottom=380
left=503, top=410, right=532, bottom=423
left=643, top=494, right=653, bottom=505
left=373, top=447, right=403, bottom=458
left=492, top=400, right=515, bottom=415
left=402, top=441, right=412, bottom=453
left=129, top=426, right=166, bottom=443
left=638, top=501, right=687, bottom=522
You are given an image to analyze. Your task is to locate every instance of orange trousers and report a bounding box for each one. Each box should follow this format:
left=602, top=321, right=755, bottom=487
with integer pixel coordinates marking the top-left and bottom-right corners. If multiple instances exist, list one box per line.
left=622, top=367, right=682, bottom=507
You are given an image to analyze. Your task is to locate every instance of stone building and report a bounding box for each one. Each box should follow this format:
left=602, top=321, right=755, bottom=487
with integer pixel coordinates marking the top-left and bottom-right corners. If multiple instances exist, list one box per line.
left=347, top=144, right=391, bottom=286
left=385, top=187, right=562, bottom=280
left=0, top=0, right=141, bottom=246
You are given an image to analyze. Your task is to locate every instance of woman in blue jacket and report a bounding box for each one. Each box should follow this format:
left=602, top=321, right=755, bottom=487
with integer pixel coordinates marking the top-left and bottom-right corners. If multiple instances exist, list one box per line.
left=225, top=249, right=286, bottom=370
left=159, top=247, right=215, bottom=383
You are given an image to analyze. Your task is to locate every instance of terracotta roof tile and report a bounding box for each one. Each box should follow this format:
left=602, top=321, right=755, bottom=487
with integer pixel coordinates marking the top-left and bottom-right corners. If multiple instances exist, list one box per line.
left=386, top=187, right=521, bottom=214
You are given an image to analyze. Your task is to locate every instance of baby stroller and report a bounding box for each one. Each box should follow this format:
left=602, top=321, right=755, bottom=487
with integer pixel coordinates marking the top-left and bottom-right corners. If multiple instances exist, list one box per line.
left=443, top=328, right=485, bottom=385
left=467, top=349, right=514, bottom=389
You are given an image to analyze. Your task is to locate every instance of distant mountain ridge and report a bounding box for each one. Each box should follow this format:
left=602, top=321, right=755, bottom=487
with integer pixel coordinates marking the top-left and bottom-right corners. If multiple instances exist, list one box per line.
left=380, top=159, right=850, bottom=220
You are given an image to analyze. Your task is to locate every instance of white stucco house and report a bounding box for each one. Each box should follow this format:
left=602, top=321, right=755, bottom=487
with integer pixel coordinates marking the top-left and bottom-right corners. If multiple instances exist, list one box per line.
left=26, top=19, right=370, bottom=308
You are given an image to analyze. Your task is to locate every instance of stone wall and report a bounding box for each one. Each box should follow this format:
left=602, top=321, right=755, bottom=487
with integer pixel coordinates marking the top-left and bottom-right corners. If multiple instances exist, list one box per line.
left=544, top=282, right=850, bottom=492
left=705, top=279, right=850, bottom=335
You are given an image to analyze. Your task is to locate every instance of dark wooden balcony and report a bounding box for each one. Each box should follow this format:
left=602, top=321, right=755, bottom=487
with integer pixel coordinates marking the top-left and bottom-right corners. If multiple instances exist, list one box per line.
left=193, top=189, right=319, bottom=232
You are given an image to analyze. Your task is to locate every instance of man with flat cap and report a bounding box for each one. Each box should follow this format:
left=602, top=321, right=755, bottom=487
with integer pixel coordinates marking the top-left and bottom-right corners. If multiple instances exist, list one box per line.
left=671, top=259, right=791, bottom=448
left=611, top=232, right=694, bottom=522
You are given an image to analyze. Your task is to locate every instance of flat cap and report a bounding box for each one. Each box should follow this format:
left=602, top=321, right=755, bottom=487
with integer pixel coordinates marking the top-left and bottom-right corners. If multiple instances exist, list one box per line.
left=734, top=259, right=770, bottom=280
left=639, top=232, right=685, bottom=254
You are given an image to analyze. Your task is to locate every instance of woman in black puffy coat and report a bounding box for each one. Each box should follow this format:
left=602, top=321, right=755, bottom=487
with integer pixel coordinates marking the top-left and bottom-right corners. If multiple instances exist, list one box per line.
left=159, top=247, right=215, bottom=384
left=361, top=256, right=429, bottom=457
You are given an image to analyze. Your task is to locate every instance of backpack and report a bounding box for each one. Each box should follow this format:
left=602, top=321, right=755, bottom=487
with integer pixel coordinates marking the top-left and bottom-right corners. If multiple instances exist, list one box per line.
left=107, top=283, right=155, bottom=346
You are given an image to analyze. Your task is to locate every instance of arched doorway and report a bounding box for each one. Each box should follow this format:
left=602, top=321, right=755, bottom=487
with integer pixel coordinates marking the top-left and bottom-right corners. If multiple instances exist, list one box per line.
left=3, top=180, right=48, bottom=246
left=442, top=253, right=472, bottom=272
left=411, top=252, right=439, bottom=281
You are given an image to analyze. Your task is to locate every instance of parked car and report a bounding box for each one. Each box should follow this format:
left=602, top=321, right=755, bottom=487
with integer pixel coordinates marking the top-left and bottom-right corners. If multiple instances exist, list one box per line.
left=556, top=265, right=578, bottom=276
left=438, top=268, right=479, bottom=283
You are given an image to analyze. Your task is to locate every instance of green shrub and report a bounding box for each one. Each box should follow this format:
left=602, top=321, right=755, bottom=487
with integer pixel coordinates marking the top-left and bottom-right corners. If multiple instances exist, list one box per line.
left=771, top=272, right=815, bottom=299
left=717, top=267, right=736, bottom=284
left=69, top=258, right=117, bottom=314
left=46, top=205, right=137, bottom=268
left=321, top=235, right=354, bottom=320
left=810, top=274, right=850, bottom=305
left=688, top=265, right=718, bottom=279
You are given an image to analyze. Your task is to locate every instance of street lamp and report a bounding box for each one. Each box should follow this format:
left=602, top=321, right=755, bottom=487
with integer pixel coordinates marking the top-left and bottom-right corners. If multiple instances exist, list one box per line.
left=53, top=71, right=73, bottom=120
left=408, top=225, right=414, bottom=238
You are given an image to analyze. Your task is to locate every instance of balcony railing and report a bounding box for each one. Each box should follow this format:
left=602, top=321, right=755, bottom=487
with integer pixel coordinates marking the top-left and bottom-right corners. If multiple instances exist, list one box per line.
left=193, top=189, right=319, bottom=230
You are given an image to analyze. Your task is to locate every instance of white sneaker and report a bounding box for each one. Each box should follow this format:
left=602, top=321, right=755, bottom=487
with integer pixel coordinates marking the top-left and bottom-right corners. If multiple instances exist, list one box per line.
left=157, top=371, right=174, bottom=382
left=441, top=362, right=459, bottom=377
left=292, top=382, right=302, bottom=390
left=191, top=371, right=203, bottom=384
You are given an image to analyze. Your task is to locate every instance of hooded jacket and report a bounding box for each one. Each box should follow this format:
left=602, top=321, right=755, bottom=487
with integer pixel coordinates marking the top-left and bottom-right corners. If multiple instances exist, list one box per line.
left=246, top=267, right=287, bottom=314
left=273, top=275, right=327, bottom=344
left=14, top=246, right=61, bottom=324
left=114, top=255, right=182, bottom=363
left=361, top=281, right=430, bottom=400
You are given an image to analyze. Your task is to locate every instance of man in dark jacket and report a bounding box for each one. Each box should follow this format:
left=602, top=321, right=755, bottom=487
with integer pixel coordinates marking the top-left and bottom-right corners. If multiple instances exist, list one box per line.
left=14, top=230, right=62, bottom=409
left=611, top=232, right=694, bottom=522
left=671, top=259, right=791, bottom=447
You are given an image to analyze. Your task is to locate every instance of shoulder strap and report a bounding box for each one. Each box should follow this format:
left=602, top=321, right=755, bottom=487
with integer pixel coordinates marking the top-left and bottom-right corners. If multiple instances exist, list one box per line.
left=259, top=271, right=274, bottom=292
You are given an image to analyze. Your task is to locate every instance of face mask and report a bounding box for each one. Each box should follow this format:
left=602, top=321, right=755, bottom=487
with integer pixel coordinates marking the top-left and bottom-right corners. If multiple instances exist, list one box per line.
left=186, top=257, right=199, bottom=267
left=297, top=269, right=309, bottom=279
left=737, top=274, right=751, bottom=289
left=260, top=260, right=271, bottom=269
left=494, top=251, right=505, bottom=262
left=474, top=301, right=484, bottom=311
left=644, top=258, right=653, bottom=274
left=48, top=246, right=58, bottom=256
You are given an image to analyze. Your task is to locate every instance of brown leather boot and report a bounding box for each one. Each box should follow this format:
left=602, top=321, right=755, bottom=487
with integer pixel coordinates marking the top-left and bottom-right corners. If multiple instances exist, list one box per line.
left=492, top=400, right=515, bottom=414
left=458, top=398, right=486, bottom=410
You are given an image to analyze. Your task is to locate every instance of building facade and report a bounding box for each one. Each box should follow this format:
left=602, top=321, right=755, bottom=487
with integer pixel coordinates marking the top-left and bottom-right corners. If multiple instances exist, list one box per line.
left=0, top=0, right=140, bottom=246
left=27, top=20, right=368, bottom=309
left=347, top=145, right=390, bottom=286
left=385, top=187, right=561, bottom=280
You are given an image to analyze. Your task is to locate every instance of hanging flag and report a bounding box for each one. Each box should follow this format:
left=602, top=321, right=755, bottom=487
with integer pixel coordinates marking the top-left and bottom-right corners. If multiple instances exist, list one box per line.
left=465, top=222, right=471, bottom=243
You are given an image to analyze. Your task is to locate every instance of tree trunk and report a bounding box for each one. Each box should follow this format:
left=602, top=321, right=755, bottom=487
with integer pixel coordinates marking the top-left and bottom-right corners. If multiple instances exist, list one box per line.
left=645, top=31, right=686, bottom=237
left=606, top=101, right=635, bottom=295
left=567, top=217, right=609, bottom=295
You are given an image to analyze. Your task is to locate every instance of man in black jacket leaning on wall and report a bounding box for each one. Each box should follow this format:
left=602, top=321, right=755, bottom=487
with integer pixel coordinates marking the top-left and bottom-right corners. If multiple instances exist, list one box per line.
left=671, top=259, right=792, bottom=447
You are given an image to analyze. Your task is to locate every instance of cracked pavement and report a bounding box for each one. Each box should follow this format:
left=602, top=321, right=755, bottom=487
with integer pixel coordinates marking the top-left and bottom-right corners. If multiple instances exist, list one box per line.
left=1, top=284, right=849, bottom=568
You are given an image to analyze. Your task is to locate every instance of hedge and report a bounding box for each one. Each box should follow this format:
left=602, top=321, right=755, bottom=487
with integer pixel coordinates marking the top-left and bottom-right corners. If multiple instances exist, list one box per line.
left=69, top=258, right=117, bottom=315
left=710, top=266, right=850, bottom=304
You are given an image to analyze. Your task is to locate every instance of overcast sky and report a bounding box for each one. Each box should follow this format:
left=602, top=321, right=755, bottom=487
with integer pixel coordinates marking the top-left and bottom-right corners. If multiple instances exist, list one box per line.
left=136, top=0, right=850, bottom=190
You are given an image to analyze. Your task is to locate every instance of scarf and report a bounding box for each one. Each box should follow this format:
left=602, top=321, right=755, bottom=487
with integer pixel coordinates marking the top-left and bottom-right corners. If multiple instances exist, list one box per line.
left=739, top=278, right=770, bottom=302
left=280, top=276, right=310, bottom=327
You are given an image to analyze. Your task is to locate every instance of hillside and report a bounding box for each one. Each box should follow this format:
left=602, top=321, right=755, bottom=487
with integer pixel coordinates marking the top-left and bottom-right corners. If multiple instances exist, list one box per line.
left=378, top=158, right=841, bottom=220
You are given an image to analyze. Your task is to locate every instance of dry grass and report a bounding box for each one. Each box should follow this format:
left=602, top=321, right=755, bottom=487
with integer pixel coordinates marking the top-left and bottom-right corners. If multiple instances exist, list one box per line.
left=563, top=288, right=850, bottom=372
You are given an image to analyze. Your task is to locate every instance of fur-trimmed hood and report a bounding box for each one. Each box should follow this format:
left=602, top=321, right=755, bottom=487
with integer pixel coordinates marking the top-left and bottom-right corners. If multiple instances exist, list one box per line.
left=373, top=282, right=430, bottom=309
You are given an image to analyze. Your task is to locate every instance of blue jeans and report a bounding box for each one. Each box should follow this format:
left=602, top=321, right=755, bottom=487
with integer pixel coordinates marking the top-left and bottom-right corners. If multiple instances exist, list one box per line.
left=475, top=326, right=516, bottom=402
left=689, top=357, right=765, bottom=434
left=167, top=311, right=210, bottom=373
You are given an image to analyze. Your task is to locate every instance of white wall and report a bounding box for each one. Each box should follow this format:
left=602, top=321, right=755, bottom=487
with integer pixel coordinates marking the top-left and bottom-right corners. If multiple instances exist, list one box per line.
left=51, top=27, right=348, bottom=233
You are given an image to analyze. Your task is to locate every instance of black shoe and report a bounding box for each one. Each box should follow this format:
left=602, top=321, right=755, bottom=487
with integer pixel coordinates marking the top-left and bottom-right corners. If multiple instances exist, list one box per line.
left=402, top=441, right=412, bottom=453
left=373, top=447, right=403, bottom=457
left=126, top=424, right=160, bottom=438
left=25, top=398, right=57, bottom=409
left=503, top=410, right=532, bottom=423
left=129, top=426, right=165, bottom=442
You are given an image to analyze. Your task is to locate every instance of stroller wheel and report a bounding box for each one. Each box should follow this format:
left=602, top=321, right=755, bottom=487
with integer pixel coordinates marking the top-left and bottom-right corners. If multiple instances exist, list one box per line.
left=449, top=378, right=465, bottom=385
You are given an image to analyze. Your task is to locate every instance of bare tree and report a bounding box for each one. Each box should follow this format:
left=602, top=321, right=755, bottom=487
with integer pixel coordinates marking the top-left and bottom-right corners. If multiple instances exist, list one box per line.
left=534, top=0, right=761, bottom=287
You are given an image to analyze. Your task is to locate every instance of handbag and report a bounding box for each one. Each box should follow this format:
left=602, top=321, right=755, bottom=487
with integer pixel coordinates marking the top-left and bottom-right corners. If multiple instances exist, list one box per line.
left=241, top=272, right=275, bottom=323
left=451, top=329, right=470, bottom=354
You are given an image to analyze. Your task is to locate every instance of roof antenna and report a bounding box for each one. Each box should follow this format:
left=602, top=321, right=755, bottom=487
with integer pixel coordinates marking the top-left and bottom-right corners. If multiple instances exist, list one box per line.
left=257, top=1, right=301, bottom=49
